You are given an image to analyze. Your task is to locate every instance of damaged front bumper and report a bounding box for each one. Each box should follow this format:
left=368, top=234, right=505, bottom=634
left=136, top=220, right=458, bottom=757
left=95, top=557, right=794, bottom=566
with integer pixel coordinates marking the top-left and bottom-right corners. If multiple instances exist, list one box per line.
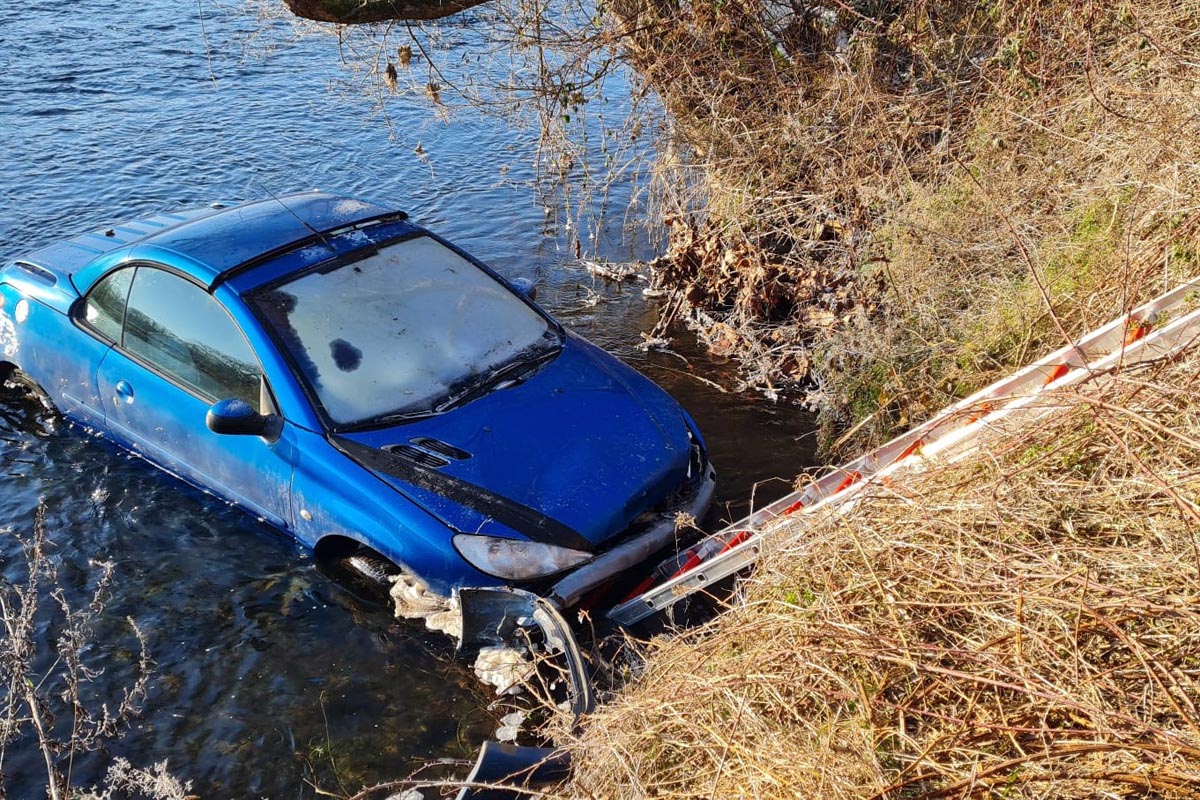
left=391, top=462, right=717, bottom=641
left=447, top=466, right=715, bottom=797
left=546, top=461, right=716, bottom=609
left=449, top=461, right=715, bottom=693
left=458, top=586, right=595, bottom=719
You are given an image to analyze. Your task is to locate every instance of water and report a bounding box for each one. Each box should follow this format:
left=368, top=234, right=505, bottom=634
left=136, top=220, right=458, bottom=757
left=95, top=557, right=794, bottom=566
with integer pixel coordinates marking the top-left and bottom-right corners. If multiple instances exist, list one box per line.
left=0, top=2, right=818, bottom=795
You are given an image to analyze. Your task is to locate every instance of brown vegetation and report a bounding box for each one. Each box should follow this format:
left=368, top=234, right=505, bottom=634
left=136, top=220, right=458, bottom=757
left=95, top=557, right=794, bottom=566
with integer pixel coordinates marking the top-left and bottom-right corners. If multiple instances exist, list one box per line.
left=554, top=7, right=1200, bottom=787
left=610, top=0, right=1200, bottom=450
left=564, top=344, right=1200, bottom=799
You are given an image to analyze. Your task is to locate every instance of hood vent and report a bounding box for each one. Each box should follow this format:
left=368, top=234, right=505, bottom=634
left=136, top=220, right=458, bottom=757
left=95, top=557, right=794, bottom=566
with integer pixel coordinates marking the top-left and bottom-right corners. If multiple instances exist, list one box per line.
left=411, top=437, right=471, bottom=461
left=384, top=444, right=451, bottom=469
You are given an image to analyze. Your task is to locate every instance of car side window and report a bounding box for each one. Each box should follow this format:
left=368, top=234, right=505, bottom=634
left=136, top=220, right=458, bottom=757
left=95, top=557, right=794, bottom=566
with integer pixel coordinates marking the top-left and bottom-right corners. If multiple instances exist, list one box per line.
left=82, top=267, right=135, bottom=342
left=122, top=268, right=263, bottom=411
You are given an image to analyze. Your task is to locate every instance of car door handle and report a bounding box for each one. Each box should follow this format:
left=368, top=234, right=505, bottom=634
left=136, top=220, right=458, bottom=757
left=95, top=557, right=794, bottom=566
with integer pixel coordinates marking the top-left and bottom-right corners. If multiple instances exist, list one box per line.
left=114, top=379, right=135, bottom=405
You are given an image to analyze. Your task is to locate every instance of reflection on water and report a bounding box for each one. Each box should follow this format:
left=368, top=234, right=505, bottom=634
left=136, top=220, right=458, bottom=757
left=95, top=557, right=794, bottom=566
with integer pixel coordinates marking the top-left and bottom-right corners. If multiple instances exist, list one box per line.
left=0, top=415, right=495, bottom=796
left=0, top=0, right=819, bottom=795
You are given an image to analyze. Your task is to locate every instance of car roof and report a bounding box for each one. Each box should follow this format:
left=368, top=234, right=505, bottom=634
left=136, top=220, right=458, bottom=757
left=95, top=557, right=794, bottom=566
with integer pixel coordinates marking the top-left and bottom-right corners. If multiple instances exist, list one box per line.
left=18, top=205, right=219, bottom=291
left=47, top=192, right=398, bottom=293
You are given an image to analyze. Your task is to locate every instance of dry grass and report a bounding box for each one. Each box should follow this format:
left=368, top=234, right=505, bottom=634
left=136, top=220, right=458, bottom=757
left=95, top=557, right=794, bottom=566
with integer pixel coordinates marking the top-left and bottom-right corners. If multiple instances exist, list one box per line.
left=608, top=0, right=1200, bottom=447
left=563, top=346, right=1200, bottom=798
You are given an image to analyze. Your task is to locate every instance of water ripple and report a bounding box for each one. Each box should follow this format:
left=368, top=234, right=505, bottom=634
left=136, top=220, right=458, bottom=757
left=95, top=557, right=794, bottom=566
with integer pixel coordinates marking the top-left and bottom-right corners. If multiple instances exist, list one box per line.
left=0, top=2, right=819, bottom=796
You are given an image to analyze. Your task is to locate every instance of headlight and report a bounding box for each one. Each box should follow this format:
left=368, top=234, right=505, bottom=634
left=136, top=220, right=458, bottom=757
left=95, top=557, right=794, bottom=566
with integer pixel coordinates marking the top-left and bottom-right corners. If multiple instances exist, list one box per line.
left=452, top=533, right=592, bottom=580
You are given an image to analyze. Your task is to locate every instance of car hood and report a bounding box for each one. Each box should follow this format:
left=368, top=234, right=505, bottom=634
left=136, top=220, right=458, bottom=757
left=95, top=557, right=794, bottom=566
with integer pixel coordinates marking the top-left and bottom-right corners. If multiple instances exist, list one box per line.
left=332, top=335, right=694, bottom=551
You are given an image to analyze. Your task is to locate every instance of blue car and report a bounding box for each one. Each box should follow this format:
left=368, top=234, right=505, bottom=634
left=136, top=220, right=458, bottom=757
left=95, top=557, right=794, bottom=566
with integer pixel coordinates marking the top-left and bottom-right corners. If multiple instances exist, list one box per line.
left=0, top=193, right=715, bottom=614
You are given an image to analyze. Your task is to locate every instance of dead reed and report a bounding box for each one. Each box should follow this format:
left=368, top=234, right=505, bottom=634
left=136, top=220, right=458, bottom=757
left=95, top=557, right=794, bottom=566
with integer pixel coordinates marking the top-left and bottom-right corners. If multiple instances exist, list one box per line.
left=613, top=0, right=1200, bottom=450
left=564, top=345, right=1200, bottom=798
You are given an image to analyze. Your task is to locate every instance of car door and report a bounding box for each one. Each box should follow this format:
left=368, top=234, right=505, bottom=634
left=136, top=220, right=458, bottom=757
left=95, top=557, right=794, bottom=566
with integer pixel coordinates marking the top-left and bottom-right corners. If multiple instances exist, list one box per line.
left=90, top=264, right=295, bottom=528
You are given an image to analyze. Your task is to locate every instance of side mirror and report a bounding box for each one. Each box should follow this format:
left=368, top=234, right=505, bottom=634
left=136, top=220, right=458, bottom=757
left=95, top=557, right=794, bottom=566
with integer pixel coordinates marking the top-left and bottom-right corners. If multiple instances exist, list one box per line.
left=510, top=277, right=537, bottom=299
left=206, top=398, right=281, bottom=441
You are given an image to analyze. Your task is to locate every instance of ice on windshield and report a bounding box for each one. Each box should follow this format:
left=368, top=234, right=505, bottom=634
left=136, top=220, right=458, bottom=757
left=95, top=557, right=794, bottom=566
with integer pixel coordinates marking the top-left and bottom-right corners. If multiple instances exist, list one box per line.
left=252, top=235, right=556, bottom=425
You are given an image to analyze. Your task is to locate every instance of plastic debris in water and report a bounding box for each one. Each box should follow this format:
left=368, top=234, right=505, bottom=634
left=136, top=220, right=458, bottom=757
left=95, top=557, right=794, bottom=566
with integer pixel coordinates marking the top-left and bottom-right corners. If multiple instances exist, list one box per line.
left=495, top=710, right=527, bottom=742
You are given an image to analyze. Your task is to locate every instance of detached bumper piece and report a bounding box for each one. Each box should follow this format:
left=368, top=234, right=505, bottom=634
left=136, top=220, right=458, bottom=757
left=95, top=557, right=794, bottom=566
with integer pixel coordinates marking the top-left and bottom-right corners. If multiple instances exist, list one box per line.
left=458, top=586, right=595, bottom=720
left=454, top=588, right=593, bottom=799
left=454, top=742, right=571, bottom=800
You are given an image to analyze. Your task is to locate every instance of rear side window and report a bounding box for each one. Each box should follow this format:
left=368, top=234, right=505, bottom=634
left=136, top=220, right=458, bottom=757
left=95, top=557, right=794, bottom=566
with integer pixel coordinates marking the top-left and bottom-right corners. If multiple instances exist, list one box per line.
left=83, top=267, right=134, bottom=342
left=122, top=268, right=263, bottom=410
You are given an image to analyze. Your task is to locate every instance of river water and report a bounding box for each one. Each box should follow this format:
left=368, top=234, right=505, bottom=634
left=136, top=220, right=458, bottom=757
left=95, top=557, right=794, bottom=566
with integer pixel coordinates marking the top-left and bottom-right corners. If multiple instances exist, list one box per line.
left=0, top=2, right=817, bottom=795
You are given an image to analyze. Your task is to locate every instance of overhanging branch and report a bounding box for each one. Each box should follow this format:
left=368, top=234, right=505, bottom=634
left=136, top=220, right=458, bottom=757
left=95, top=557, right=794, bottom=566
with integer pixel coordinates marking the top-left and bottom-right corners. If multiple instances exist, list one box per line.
left=282, top=0, right=492, bottom=23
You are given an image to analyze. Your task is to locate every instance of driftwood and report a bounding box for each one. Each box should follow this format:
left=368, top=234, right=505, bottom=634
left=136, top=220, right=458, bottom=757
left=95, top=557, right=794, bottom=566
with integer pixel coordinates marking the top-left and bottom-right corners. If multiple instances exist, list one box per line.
left=282, top=0, right=491, bottom=23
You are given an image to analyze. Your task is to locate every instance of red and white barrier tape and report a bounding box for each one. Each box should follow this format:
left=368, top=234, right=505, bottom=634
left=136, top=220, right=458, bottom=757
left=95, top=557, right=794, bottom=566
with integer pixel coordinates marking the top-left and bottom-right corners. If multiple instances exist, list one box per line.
left=609, top=278, right=1200, bottom=626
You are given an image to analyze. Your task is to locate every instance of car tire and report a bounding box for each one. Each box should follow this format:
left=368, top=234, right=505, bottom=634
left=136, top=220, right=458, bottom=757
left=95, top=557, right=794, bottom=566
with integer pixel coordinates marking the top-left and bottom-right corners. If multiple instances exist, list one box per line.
left=319, top=544, right=404, bottom=606
left=3, top=367, right=53, bottom=405
left=343, top=549, right=403, bottom=586
left=1, top=367, right=59, bottom=434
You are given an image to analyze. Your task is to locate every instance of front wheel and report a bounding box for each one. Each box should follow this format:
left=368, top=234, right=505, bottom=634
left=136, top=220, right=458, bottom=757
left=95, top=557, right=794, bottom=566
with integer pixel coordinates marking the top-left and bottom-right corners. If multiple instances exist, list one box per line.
left=342, top=549, right=403, bottom=586
left=317, top=543, right=403, bottom=607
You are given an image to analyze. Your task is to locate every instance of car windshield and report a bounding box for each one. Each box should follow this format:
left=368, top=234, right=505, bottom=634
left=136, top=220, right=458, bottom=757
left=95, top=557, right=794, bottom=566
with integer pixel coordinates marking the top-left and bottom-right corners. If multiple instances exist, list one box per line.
left=250, top=235, right=559, bottom=426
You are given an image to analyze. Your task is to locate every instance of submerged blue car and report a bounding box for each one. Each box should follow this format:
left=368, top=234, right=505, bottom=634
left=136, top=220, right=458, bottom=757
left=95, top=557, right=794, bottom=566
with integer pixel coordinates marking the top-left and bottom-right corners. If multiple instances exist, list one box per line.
left=0, top=193, right=714, bottom=612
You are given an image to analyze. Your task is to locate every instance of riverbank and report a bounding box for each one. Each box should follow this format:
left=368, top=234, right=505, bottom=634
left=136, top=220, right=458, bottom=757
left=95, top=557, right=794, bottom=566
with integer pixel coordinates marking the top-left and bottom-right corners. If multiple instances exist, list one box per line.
left=564, top=339, right=1200, bottom=798
left=550, top=5, right=1200, bottom=793
left=242, top=4, right=1200, bottom=797
left=619, top=1, right=1200, bottom=458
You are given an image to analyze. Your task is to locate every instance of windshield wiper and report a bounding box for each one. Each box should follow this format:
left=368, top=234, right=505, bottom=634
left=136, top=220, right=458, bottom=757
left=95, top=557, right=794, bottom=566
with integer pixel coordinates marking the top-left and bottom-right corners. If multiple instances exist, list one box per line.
left=434, top=346, right=561, bottom=414
left=340, top=344, right=561, bottom=432
left=342, top=407, right=440, bottom=430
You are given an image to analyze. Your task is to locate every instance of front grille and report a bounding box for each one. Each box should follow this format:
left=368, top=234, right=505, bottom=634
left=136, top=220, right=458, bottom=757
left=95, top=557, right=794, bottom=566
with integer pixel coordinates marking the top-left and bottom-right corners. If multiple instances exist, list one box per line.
left=687, top=438, right=706, bottom=483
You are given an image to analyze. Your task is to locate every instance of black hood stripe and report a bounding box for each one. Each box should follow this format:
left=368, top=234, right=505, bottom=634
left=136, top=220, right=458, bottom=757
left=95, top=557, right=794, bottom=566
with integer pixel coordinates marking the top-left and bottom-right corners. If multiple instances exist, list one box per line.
left=331, top=435, right=595, bottom=553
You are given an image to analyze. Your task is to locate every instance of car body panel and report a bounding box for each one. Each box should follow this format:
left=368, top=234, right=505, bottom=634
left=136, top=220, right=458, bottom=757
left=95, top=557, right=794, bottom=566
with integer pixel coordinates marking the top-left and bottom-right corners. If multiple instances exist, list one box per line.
left=337, top=334, right=692, bottom=547
left=287, top=426, right=497, bottom=594
left=68, top=194, right=395, bottom=293
left=0, top=280, right=109, bottom=428
left=18, top=208, right=215, bottom=299
left=95, top=345, right=296, bottom=529
left=0, top=192, right=713, bottom=601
